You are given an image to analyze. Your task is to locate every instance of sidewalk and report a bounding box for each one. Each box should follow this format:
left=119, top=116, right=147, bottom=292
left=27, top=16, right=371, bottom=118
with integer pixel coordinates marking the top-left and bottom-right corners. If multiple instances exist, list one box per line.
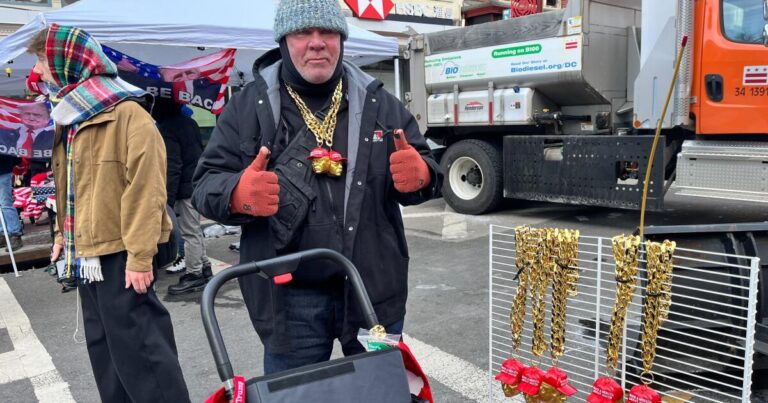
left=0, top=213, right=55, bottom=270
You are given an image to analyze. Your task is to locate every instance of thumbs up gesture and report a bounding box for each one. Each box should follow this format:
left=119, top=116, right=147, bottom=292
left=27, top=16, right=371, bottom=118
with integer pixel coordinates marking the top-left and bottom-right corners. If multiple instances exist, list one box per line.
left=230, top=147, right=280, bottom=216
left=389, top=129, right=431, bottom=193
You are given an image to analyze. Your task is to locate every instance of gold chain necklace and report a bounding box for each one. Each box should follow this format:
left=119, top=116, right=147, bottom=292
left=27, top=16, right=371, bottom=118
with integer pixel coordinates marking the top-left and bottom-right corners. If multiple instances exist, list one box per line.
left=285, top=80, right=345, bottom=176
left=531, top=228, right=554, bottom=359
left=640, top=240, right=675, bottom=382
left=550, top=229, right=579, bottom=363
left=606, top=234, right=641, bottom=374
left=500, top=226, right=536, bottom=398
left=511, top=226, right=533, bottom=353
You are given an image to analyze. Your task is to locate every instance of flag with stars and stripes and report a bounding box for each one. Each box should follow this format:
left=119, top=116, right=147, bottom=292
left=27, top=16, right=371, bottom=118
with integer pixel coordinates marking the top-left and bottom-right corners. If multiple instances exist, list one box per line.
left=0, top=97, right=54, bottom=159
left=103, top=46, right=236, bottom=114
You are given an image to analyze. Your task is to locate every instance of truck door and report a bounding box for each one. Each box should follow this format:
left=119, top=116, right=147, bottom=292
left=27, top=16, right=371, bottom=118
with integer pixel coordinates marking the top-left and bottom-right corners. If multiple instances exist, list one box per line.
left=694, top=0, right=768, bottom=134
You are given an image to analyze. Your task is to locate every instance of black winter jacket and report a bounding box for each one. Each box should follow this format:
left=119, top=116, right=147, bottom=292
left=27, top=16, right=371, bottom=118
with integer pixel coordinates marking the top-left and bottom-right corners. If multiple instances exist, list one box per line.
left=192, top=50, right=442, bottom=353
left=158, top=115, right=204, bottom=206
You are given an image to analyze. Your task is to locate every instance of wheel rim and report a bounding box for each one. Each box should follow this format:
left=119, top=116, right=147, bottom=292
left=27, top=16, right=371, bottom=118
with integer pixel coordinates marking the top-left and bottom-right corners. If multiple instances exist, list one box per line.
left=449, top=156, right=483, bottom=200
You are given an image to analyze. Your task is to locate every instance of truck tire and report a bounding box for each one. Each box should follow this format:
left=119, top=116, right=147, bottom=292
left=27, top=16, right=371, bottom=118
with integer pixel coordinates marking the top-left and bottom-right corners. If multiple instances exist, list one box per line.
left=440, top=139, right=503, bottom=215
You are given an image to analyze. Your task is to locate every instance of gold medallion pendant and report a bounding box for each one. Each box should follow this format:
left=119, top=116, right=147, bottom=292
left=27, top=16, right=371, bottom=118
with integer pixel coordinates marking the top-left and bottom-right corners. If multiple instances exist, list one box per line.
left=287, top=80, right=346, bottom=177
left=327, top=150, right=345, bottom=177
left=308, top=147, right=331, bottom=174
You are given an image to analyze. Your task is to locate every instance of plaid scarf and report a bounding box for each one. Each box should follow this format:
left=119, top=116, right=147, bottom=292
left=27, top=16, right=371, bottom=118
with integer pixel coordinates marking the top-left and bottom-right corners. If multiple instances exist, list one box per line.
left=45, top=24, right=148, bottom=281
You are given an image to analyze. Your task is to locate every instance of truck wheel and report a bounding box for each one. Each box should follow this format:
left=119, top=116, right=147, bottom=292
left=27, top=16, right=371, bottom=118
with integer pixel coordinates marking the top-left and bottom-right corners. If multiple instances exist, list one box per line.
left=440, top=139, right=503, bottom=215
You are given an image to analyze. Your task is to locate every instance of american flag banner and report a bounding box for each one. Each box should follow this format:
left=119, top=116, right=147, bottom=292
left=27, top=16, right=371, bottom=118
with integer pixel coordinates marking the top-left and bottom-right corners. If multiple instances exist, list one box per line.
left=0, top=97, right=54, bottom=160
left=103, top=46, right=236, bottom=114
left=13, top=172, right=56, bottom=222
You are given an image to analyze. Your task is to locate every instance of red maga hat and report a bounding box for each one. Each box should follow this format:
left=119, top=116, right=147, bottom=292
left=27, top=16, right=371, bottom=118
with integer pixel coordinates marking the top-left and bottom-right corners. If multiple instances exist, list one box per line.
left=587, top=377, right=624, bottom=403
left=308, top=147, right=330, bottom=159
left=628, top=384, right=661, bottom=403
left=494, top=359, right=525, bottom=385
left=544, top=367, right=578, bottom=396
left=517, top=366, right=546, bottom=396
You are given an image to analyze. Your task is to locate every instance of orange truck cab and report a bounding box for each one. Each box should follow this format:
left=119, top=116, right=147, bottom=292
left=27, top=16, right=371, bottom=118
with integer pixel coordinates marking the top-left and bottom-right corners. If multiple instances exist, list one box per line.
left=693, top=0, right=768, bottom=135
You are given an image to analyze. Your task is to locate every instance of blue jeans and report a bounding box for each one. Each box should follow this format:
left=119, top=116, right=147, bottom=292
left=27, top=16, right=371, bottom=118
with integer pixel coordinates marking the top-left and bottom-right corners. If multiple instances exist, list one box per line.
left=263, top=284, right=404, bottom=374
left=0, top=173, right=21, bottom=236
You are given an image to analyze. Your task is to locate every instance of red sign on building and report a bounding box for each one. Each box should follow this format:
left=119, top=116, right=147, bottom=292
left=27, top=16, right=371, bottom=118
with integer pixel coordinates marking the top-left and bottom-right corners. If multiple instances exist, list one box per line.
left=510, top=0, right=542, bottom=17
left=344, top=0, right=394, bottom=20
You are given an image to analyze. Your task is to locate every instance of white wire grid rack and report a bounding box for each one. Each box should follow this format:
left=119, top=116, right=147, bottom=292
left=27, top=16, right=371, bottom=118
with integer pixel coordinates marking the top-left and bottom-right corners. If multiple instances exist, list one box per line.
left=488, top=225, right=761, bottom=402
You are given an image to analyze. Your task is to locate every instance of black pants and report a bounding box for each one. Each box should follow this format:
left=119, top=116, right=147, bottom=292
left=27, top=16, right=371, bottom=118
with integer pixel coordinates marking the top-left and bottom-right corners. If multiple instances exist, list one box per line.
left=79, top=251, right=190, bottom=403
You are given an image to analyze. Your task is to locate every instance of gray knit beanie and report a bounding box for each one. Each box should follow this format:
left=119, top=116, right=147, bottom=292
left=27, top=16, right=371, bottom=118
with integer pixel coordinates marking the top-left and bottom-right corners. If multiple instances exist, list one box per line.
left=274, top=0, right=349, bottom=42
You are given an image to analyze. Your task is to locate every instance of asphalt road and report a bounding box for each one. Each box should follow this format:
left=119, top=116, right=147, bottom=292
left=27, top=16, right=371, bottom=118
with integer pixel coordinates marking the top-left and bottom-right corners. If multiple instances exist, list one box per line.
left=0, top=192, right=766, bottom=402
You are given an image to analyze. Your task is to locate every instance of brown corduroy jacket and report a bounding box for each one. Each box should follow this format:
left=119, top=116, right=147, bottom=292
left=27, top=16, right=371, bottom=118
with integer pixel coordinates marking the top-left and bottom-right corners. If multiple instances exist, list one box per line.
left=53, top=101, right=172, bottom=272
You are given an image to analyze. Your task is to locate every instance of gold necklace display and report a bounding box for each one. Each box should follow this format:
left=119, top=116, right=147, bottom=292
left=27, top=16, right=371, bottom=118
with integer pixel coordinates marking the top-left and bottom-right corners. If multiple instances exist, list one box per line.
left=627, top=240, right=675, bottom=402
left=501, top=227, right=583, bottom=402
left=511, top=226, right=535, bottom=352
left=520, top=227, right=550, bottom=403
left=503, top=228, right=676, bottom=403
left=640, top=240, right=674, bottom=378
left=587, top=234, right=640, bottom=403
left=530, top=229, right=554, bottom=360
left=285, top=80, right=345, bottom=176
left=536, top=229, right=580, bottom=403
left=549, top=229, right=580, bottom=362
left=606, top=234, right=641, bottom=374
left=499, top=226, right=537, bottom=398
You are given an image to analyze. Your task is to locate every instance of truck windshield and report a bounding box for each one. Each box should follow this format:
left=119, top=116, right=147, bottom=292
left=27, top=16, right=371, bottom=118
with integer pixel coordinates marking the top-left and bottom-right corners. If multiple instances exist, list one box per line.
left=722, top=0, right=766, bottom=43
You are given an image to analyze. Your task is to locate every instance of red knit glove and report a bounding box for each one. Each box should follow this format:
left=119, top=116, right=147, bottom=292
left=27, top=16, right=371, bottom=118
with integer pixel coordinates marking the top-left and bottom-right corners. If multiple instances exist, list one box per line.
left=230, top=147, right=279, bottom=216
left=389, top=129, right=431, bottom=193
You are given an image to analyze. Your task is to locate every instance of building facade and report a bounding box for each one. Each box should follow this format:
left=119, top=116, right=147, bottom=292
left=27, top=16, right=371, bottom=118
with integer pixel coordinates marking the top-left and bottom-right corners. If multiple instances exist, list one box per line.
left=336, top=0, right=463, bottom=99
left=463, top=0, right=567, bottom=25
left=0, top=0, right=71, bottom=39
left=0, top=1, right=73, bottom=95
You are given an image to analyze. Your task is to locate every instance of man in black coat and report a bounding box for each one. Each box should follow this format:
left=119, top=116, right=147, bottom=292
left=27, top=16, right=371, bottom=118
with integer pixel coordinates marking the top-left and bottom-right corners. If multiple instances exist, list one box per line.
left=152, top=99, right=212, bottom=294
left=192, top=0, right=443, bottom=374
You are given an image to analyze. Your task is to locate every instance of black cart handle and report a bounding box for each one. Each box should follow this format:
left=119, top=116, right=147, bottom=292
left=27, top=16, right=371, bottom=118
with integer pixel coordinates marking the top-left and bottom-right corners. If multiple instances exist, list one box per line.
left=200, top=248, right=380, bottom=390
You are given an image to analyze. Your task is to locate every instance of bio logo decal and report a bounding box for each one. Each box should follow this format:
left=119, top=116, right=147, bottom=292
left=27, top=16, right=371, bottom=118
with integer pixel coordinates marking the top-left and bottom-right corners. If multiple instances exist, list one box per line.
left=442, top=61, right=460, bottom=76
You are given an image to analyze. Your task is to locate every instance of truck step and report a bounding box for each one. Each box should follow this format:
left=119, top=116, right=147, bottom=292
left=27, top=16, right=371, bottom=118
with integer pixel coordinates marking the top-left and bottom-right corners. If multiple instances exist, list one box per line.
left=673, top=140, right=768, bottom=203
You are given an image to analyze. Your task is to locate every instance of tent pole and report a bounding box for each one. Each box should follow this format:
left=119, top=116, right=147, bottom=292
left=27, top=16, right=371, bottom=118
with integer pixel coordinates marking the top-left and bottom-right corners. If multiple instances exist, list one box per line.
left=0, top=197, right=20, bottom=277
left=394, top=57, right=401, bottom=101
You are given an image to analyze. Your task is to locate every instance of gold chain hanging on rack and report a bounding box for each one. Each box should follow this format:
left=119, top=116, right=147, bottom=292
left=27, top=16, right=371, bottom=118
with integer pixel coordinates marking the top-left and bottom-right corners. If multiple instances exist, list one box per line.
left=531, top=228, right=555, bottom=359
left=550, top=229, right=580, bottom=363
left=511, top=226, right=534, bottom=353
left=606, top=234, right=641, bottom=374
left=640, top=240, right=675, bottom=382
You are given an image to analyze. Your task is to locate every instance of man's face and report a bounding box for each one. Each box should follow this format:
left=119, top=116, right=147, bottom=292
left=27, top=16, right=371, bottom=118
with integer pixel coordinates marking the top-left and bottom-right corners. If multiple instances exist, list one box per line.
left=32, top=55, right=55, bottom=84
left=160, top=67, right=201, bottom=82
left=285, top=28, right=341, bottom=84
left=19, top=103, right=50, bottom=130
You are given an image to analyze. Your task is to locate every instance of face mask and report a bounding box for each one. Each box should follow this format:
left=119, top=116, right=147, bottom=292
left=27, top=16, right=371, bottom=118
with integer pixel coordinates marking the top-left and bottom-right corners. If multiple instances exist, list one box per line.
left=26, top=71, right=48, bottom=95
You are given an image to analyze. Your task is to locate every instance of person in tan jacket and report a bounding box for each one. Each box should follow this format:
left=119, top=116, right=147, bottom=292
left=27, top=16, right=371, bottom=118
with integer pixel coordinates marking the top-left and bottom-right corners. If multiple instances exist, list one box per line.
left=29, top=25, right=190, bottom=403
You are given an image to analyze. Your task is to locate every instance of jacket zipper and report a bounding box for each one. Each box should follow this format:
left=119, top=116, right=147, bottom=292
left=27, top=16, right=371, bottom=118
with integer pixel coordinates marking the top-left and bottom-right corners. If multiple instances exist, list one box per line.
left=323, top=178, right=344, bottom=233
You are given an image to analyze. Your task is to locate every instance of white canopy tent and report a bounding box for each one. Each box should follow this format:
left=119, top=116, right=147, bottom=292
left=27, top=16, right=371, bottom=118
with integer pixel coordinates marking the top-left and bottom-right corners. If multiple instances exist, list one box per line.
left=0, top=0, right=399, bottom=95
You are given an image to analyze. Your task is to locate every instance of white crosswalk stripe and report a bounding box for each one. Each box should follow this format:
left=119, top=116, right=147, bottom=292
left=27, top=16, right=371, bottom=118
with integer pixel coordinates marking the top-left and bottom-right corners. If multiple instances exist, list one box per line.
left=0, top=278, right=75, bottom=402
left=402, top=334, right=519, bottom=402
